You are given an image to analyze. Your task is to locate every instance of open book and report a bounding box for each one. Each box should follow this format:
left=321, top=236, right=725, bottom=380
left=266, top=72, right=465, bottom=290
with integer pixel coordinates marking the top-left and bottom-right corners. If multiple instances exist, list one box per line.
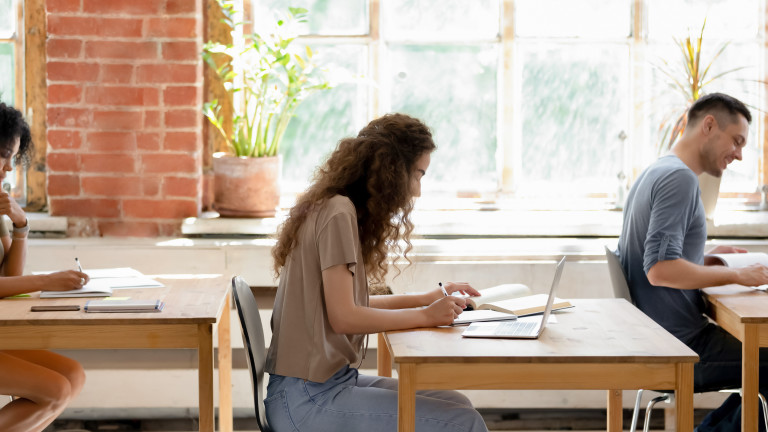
left=482, top=294, right=574, bottom=316
left=457, top=283, right=572, bottom=317
left=706, top=252, right=768, bottom=290
left=705, top=252, right=768, bottom=268
left=462, top=284, right=531, bottom=310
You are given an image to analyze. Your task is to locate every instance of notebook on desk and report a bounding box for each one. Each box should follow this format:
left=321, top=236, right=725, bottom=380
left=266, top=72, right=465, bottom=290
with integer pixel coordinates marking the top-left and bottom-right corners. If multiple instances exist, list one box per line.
left=462, top=256, right=566, bottom=339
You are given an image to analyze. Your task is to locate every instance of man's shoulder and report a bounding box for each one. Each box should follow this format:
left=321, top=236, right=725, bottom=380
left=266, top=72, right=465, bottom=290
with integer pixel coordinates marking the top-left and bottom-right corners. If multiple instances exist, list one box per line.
left=644, top=156, right=698, bottom=187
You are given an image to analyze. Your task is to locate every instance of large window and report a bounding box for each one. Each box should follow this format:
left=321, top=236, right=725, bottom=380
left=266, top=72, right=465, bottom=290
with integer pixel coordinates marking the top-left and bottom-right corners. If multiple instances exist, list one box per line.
left=0, top=0, right=24, bottom=199
left=0, top=0, right=18, bottom=106
left=254, top=0, right=765, bottom=208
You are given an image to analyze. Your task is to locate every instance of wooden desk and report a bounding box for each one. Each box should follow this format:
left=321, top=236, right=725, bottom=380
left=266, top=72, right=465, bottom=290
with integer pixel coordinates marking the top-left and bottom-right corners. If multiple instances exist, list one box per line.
left=377, top=299, right=698, bottom=432
left=0, top=275, right=232, bottom=432
left=704, top=285, right=768, bottom=432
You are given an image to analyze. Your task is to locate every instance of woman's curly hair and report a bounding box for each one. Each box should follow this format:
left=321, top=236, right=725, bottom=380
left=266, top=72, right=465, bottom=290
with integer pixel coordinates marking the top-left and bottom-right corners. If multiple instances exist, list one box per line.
left=272, top=113, right=436, bottom=285
left=0, top=103, right=33, bottom=165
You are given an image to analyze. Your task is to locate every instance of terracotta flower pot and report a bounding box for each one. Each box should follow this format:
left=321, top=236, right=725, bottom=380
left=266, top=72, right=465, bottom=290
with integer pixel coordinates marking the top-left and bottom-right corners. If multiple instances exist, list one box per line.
left=213, top=155, right=282, bottom=218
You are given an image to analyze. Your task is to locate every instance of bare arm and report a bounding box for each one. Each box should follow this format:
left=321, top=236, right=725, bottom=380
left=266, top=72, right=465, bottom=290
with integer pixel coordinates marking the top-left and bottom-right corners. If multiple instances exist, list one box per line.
left=1, top=233, right=26, bottom=277
left=370, top=281, right=480, bottom=309
left=0, top=189, right=28, bottom=276
left=369, top=293, right=434, bottom=309
left=647, top=258, right=768, bottom=289
left=322, top=264, right=466, bottom=334
left=0, top=272, right=91, bottom=298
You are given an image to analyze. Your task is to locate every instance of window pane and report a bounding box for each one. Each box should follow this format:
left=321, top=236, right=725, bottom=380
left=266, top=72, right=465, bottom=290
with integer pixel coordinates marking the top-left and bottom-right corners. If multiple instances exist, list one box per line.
left=648, top=0, right=760, bottom=40
left=515, top=0, right=631, bottom=38
left=252, top=0, right=367, bottom=35
left=388, top=44, right=498, bottom=192
left=0, top=0, right=15, bottom=39
left=383, top=0, right=499, bottom=40
left=647, top=41, right=761, bottom=192
left=280, top=45, right=368, bottom=189
left=0, top=42, right=13, bottom=104
left=518, top=44, right=629, bottom=193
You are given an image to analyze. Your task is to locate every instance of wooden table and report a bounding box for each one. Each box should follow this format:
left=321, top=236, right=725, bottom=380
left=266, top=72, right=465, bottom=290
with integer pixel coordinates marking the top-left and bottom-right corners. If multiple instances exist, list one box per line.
left=704, top=285, right=768, bottom=432
left=377, top=298, right=698, bottom=432
left=0, top=274, right=232, bottom=432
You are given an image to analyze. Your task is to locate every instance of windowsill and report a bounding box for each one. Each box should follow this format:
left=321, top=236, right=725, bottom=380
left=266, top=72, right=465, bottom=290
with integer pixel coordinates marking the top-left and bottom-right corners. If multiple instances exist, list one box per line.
left=182, top=208, right=768, bottom=239
left=8, top=213, right=68, bottom=237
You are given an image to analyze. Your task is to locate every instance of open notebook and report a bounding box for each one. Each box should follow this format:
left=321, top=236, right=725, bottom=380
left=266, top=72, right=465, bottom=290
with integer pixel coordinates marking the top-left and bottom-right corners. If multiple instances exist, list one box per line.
left=462, top=256, right=566, bottom=339
left=39, top=267, right=164, bottom=298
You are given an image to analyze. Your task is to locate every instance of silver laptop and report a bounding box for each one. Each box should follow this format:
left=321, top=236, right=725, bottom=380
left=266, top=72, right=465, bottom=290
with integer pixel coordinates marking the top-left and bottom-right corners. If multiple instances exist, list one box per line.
left=462, top=256, right=566, bottom=339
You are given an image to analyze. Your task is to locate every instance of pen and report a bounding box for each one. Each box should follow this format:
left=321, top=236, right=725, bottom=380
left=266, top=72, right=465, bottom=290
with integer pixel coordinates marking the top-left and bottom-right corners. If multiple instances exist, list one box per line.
left=439, top=282, right=448, bottom=297
left=75, top=257, right=83, bottom=273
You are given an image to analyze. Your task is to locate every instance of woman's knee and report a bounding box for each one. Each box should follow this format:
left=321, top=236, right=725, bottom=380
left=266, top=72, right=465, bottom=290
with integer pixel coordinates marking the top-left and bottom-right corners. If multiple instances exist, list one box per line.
left=60, top=359, right=86, bottom=396
left=34, top=373, right=73, bottom=413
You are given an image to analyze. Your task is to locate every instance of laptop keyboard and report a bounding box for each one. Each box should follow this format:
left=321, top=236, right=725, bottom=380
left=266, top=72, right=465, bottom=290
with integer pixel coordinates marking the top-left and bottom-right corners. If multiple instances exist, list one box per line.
left=495, top=320, right=538, bottom=336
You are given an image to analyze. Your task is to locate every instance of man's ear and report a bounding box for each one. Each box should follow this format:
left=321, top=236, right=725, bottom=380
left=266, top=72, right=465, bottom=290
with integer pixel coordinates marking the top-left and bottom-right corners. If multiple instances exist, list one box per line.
left=700, top=114, right=716, bottom=135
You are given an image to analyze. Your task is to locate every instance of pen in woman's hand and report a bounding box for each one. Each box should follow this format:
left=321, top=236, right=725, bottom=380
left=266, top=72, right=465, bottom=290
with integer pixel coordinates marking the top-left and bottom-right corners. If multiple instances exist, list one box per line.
left=439, top=282, right=448, bottom=296
left=75, top=257, right=83, bottom=273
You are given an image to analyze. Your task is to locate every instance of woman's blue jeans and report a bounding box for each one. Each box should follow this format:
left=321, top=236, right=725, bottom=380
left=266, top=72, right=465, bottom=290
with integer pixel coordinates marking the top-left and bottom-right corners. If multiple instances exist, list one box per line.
left=265, top=365, right=488, bottom=432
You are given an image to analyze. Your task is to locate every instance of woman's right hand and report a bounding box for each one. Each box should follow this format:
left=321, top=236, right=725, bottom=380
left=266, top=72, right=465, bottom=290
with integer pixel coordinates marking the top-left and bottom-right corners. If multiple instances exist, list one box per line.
left=423, top=296, right=466, bottom=327
left=43, top=270, right=90, bottom=291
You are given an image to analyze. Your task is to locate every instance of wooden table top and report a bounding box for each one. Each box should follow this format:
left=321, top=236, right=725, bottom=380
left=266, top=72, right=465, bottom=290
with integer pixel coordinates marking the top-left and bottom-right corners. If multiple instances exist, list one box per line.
left=0, top=274, right=229, bottom=326
left=385, top=299, right=698, bottom=364
left=703, top=285, right=768, bottom=324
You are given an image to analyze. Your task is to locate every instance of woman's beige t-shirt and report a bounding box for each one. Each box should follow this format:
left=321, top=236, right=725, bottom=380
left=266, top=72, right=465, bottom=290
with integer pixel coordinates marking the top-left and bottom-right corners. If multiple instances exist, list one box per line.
left=265, top=195, right=369, bottom=383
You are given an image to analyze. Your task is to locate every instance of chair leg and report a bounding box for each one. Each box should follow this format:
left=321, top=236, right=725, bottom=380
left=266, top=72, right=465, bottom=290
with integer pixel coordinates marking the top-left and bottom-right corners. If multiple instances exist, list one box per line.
left=630, top=390, right=644, bottom=432
left=643, top=394, right=672, bottom=432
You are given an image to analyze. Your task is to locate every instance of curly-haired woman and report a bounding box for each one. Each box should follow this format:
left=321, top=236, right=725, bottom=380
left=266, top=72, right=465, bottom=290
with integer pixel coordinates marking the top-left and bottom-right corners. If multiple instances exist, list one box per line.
left=265, top=113, right=488, bottom=432
left=0, top=103, right=89, bottom=432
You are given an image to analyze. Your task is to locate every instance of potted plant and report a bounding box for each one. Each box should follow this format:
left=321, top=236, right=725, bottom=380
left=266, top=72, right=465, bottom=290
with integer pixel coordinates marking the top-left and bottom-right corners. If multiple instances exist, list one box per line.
left=652, top=18, right=746, bottom=218
left=203, top=0, right=331, bottom=217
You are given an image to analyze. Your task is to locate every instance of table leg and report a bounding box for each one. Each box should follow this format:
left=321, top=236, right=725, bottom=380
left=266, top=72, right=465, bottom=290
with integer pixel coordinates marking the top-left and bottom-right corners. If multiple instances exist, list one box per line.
left=218, top=298, right=233, bottom=432
left=378, top=333, right=392, bottom=377
left=743, top=325, right=760, bottom=432
left=607, top=389, right=622, bottom=432
left=676, top=362, right=694, bottom=432
left=198, top=324, right=215, bottom=432
left=398, top=363, right=416, bottom=432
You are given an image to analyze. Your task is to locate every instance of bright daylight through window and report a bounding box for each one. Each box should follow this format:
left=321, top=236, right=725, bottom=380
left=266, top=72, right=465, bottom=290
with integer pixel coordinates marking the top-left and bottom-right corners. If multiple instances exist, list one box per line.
left=260, top=0, right=764, bottom=208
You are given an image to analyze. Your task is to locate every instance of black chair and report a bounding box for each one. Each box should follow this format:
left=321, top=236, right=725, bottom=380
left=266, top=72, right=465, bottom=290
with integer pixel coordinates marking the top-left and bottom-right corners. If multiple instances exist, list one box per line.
left=232, top=276, right=273, bottom=432
left=604, top=246, right=768, bottom=432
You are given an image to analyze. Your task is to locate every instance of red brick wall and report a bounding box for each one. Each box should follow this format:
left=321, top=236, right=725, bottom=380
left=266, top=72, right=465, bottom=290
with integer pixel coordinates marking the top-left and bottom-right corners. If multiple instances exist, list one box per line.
left=45, top=0, right=203, bottom=237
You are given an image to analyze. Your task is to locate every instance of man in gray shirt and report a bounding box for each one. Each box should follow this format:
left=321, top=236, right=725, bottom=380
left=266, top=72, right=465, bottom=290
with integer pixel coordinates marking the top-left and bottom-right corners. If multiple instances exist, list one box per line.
left=618, top=93, right=768, bottom=431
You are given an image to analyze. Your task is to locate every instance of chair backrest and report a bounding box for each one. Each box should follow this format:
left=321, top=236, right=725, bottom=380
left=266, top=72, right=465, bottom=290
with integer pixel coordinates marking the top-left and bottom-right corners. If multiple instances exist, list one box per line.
left=231, top=276, right=272, bottom=432
left=604, top=246, right=633, bottom=304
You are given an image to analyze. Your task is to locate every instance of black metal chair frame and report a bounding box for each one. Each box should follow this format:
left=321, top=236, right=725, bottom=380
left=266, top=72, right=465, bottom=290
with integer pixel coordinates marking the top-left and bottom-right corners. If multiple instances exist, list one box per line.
left=232, top=276, right=273, bottom=432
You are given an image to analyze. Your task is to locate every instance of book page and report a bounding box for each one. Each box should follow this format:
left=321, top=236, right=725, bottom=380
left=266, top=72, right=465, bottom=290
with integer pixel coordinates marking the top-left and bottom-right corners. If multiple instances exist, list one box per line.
left=485, top=294, right=572, bottom=316
left=86, top=267, right=144, bottom=279
left=706, top=252, right=768, bottom=268
left=471, top=284, right=531, bottom=308
left=108, top=277, right=164, bottom=289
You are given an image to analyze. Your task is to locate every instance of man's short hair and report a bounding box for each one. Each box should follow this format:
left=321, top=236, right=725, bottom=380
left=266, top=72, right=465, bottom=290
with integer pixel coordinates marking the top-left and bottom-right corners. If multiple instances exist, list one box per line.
left=687, top=92, right=752, bottom=129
